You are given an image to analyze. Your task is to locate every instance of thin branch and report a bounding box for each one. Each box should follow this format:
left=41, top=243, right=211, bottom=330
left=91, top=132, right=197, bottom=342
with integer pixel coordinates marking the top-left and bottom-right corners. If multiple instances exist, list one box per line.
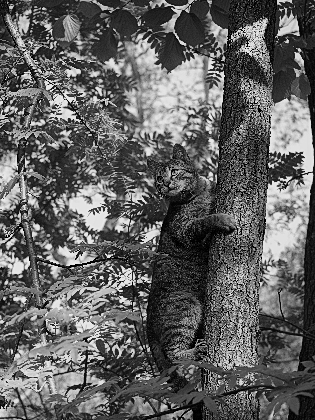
left=260, top=326, right=315, bottom=339
left=0, top=0, right=57, bottom=399
left=277, top=289, right=285, bottom=322
left=36, top=255, right=128, bottom=270
left=260, top=313, right=308, bottom=335
left=79, top=348, right=89, bottom=393
left=15, top=388, right=28, bottom=419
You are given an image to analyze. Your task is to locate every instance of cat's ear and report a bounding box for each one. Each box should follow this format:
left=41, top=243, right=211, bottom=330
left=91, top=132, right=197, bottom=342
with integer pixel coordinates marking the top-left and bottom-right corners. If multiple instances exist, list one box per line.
left=147, top=158, right=160, bottom=175
left=172, top=144, right=191, bottom=163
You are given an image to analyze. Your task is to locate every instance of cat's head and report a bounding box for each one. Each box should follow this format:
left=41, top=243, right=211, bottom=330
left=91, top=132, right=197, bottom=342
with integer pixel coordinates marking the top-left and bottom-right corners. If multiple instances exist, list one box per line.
left=147, top=144, right=198, bottom=202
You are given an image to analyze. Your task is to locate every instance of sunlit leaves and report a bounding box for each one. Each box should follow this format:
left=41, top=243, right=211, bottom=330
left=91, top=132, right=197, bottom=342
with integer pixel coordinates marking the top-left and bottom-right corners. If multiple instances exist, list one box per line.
left=52, top=14, right=81, bottom=47
left=142, top=7, right=175, bottom=28
left=111, top=10, right=138, bottom=37
left=92, top=28, right=118, bottom=61
left=175, top=11, right=205, bottom=47
left=157, top=33, right=185, bottom=72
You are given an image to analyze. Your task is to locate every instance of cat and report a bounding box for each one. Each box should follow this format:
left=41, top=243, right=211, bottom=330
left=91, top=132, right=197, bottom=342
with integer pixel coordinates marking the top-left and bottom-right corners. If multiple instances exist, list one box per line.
left=146, top=144, right=236, bottom=419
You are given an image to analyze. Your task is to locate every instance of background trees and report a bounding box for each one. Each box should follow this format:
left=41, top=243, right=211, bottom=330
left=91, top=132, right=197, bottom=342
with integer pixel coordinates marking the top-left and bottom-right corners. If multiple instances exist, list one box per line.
left=0, top=0, right=314, bottom=419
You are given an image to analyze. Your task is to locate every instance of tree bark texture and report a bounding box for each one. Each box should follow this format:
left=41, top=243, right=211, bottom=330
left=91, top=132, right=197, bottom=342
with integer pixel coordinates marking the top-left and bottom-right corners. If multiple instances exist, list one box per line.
left=203, top=1, right=277, bottom=419
left=288, top=11, right=315, bottom=420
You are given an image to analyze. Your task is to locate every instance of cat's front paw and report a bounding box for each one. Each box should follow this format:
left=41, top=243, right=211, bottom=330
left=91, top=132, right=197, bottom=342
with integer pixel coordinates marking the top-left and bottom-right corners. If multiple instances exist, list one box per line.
left=215, top=213, right=237, bottom=234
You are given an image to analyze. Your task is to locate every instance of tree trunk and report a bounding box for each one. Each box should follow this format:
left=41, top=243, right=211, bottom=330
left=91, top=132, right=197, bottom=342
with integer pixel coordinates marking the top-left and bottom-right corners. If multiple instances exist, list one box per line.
left=203, top=0, right=277, bottom=419
left=288, top=12, right=315, bottom=420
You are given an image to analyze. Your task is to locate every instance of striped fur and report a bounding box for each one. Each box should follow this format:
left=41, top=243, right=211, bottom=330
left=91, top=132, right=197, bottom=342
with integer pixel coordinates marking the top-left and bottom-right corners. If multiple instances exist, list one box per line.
left=146, top=145, right=236, bottom=418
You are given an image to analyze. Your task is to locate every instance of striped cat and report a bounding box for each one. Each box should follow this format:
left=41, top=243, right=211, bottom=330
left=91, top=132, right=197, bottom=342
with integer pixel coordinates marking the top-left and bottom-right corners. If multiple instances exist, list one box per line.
left=146, top=144, right=236, bottom=419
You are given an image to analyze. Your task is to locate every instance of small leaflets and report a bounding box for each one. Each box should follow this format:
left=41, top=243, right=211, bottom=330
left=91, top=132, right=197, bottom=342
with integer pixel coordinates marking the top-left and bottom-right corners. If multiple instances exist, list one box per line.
left=142, top=7, right=175, bottom=28
left=78, top=1, right=102, bottom=18
left=111, top=10, right=138, bottom=37
left=52, top=14, right=81, bottom=47
left=175, top=11, right=205, bottom=47
left=157, top=33, right=185, bottom=72
left=190, top=1, right=209, bottom=19
left=92, top=28, right=118, bottom=61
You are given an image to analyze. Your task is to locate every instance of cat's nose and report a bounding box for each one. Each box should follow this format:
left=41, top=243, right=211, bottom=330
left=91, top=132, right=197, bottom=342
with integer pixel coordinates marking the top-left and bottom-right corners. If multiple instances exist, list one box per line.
left=163, top=178, right=171, bottom=186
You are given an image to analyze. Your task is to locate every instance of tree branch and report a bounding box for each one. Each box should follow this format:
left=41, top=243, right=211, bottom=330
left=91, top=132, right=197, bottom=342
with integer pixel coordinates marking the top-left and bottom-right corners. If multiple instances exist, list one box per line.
left=0, top=0, right=58, bottom=400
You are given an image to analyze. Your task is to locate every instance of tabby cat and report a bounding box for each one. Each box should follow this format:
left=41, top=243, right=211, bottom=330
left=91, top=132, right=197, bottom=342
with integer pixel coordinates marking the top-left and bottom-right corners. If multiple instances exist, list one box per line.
left=146, top=144, right=236, bottom=419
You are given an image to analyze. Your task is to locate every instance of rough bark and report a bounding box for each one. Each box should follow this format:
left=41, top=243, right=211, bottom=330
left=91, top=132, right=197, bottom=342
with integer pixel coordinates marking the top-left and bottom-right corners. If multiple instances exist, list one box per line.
left=288, top=12, right=315, bottom=420
left=203, top=0, right=277, bottom=419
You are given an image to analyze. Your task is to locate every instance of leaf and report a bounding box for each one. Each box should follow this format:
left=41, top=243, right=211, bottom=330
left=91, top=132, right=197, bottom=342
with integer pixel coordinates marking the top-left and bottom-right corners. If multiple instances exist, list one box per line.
left=175, top=11, right=204, bottom=47
left=38, top=0, right=64, bottom=7
left=70, top=348, right=79, bottom=363
left=203, top=396, right=218, bottom=413
left=165, top=0, right=187, bottom=5
left=142, top=7, right=175, bottom=28
left=9, top=88, right=52, bottom=102
left=210, top=3, right=229, bottom=29
left=288, top=397, right=300, bottom=415
left=301, top=360, right=315, bottom=369
left=78, top=1, right=102, bottom=18
left=111, top=10, right=138, bottom=37
left=52, top=15, right=81, bottom=47
left=92, top=29, right=118, bottom=61
left=268, top=151, right=304, bottom=185
left=0, top=175, right=20, bottom=200
left=272, top=68, right=296, bottom=103
left=157, top=33, right=185, bottom=72
left=273, top=45, right=300, bottom=73
left=99, top=0, right=121, bottom=6
left=190, top=1, right=209, bottom=19
left=95, top=339, right=107, bottom=355
left=291, top=74, right=311, bottom=100
left=27, top=172, right=47, bottom=183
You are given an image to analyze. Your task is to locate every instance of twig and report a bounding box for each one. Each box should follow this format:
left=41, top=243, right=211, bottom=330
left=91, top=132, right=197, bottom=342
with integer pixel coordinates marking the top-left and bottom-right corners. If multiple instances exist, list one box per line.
left=277, top=289, right=286, bottom=323
left=260, top=313, right=308, bottom=335
left=36, top=255, right=127, bottom=269
left=79, top=347, right=89, bottom=393
left=260, top=326, right=315, bottom=339
left=15, top=388, right=28, bottom=419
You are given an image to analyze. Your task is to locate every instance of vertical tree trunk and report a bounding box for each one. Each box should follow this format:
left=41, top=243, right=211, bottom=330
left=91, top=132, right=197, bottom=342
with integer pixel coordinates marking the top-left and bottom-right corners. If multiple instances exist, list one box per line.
left=203, top=1, right=276, bottom=419
left=288, top=12, right=315, bottom=420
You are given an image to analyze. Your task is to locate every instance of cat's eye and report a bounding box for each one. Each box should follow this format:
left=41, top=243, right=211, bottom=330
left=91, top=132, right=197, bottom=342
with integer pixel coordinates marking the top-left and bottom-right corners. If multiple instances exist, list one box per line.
left=156, top=175, right=164, bottom=183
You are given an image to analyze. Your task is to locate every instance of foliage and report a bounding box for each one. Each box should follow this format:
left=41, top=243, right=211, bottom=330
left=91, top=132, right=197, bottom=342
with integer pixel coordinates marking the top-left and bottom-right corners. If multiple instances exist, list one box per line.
left=0, top=0, right=314, bottom=419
